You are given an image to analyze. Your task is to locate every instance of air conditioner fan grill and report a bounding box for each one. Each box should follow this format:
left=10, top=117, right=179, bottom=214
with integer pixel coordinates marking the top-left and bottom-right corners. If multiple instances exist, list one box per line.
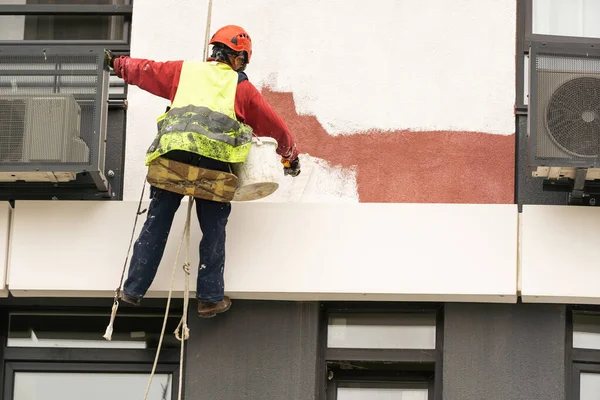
left=546, top=76, right=600, bottom=157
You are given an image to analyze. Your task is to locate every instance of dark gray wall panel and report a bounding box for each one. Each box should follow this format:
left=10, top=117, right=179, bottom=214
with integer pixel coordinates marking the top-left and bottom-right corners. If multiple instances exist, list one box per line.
left=104, top=107, right=126, bottom=199
left=185, top=300, right=320, bottom=400
left=516, top=115, right=568, bottom=207
left=443, top=303, right=566, bottom=400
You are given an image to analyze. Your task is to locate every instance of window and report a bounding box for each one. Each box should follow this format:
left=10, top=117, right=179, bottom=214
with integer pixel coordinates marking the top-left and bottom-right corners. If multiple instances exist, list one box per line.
left=0, top=0, right=132, bottom=200
left=337, top=382, right=428, bottom=400
left=0, top=308, right=182, bottom=400
left=323, top=304, right=443, bottom=400
left=12, top=370, right=172, bottom=400
left=328, top=313, right=436, bottom=350
left=532, top=0, right=600, bottom=39
left=0, top=0, right=129, bottom=41
left=0, top=0, right=132, bottom=100
left=516, top=0, right=600, bottom=111
left=568, top=310, right=600, bottom=400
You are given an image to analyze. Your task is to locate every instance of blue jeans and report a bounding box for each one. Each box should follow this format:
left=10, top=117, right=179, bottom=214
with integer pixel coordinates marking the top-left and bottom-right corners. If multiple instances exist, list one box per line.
left=123, top=152, right=232, bottom=303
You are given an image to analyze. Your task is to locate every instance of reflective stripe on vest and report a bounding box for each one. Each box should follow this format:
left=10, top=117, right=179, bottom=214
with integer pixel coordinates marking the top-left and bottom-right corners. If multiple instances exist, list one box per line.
left=145, top=61, right=253, bottom=166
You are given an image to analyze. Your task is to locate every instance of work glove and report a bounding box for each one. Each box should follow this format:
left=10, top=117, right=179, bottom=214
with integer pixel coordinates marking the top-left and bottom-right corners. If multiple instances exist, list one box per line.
left=104, top=49, right=115, bottom=70
left=282, top=156, right=301, bottom=177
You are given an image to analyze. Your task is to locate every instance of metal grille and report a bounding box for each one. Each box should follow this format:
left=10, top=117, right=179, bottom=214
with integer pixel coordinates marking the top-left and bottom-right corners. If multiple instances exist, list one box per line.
left=0, top=98, right=25, bottom=162
left=547, top=77, right=600, bottom=157
left=531, top=46, right=600, bottom=167
left=0, top=48, right=107, bottom=170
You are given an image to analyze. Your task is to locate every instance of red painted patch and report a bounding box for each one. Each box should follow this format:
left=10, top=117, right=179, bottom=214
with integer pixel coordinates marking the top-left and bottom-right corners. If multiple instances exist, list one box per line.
left=262, top=89, right=515, bottom=204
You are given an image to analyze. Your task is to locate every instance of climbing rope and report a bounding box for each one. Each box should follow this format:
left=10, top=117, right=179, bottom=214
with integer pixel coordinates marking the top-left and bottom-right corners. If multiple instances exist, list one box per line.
left=101, top=177, right=193, bottom=399
left=143, top=196, right=194, bottom=400
left=103, top=177, right=147, bottom=341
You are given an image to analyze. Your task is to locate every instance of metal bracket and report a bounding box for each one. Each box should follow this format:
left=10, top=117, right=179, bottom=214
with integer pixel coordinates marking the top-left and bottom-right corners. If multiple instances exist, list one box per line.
left=569, top=168, right=588, bottom=205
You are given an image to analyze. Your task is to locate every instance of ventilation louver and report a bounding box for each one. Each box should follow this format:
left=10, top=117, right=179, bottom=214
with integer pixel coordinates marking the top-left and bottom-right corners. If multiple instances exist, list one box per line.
left=529, top=44, right=600, bottom=171
left=0, top=46, right=110, bottom=192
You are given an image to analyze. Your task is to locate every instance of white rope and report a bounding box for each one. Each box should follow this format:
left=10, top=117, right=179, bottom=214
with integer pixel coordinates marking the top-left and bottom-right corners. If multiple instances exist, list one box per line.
left=104, top=177, right=147, bottom=341
left=203, top=0, right=213, bottom=62
left=143, top=197, right=194, bottom=400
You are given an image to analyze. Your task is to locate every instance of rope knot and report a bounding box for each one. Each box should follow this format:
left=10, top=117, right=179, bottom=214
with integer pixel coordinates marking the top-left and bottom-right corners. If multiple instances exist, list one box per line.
left=182, top=262, right=191, bottom=275
left=174, top=321, right=190, bottom=341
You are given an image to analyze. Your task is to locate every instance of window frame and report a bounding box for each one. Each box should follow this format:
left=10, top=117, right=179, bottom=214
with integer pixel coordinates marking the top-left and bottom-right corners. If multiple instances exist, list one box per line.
left=320, top=302, right=443, bottom=400
left=4, top=361, right=179, bottom=400
left=566, top=307, right=600, bottom=400
left=0, top=298, right=184, bottom=400
left=516, top=0, right=600, bottom=114
left=0, top=2, right=133, bottom=102
left=327, top=378, right=433, bottom=400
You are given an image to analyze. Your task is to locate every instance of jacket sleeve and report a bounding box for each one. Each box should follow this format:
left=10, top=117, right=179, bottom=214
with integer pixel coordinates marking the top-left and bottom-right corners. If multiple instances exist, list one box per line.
left=113, top=56, right=183, bottom=101
left=235, top=80, right=300, bottom=160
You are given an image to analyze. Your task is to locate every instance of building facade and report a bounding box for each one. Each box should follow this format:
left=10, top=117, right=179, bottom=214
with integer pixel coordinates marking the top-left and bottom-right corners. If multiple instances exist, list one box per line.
left=0, top=0, right=600, bottom=399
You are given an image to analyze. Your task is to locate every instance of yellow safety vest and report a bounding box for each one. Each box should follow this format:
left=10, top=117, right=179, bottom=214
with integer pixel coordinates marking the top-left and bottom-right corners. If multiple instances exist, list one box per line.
left=145, top=61, right=253, bottom=165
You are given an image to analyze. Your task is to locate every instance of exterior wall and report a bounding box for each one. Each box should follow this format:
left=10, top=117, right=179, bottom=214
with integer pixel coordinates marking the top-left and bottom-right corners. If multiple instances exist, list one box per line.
left=185, top=300, right=320, bottom=400
left=443, top=303, right=566, bottom=400
left=182, top=302, right=568, bottom=400
left=1, top=0, right=523, bottom=301
left=124, top=0, right=516, bottom=204
left=7, top=201, right=518, bottom=302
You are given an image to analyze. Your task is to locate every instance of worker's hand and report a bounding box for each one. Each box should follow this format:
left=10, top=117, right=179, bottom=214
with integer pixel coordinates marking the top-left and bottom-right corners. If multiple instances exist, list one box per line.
left=104, top=49, right=115, bottom=70
left=281, top=156, right=301, bottom=177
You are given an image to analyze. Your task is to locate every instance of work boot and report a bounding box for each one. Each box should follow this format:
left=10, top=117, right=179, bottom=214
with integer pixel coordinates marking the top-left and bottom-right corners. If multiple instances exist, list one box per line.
left=197, top=296, right=232, bottom=318
left=119, top=292, right=141, bottom=306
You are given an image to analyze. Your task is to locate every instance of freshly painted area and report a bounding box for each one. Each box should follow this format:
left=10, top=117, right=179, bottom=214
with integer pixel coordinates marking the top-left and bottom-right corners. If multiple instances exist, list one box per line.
left=7, top=201, right=518, bottom=302
left=0, top=203, right=10, bottom=296
left=264, top=90, right=515, bottom=203
left=123, top=0, right=517, bottom=204
left=520, top=205, right=600, bottom=304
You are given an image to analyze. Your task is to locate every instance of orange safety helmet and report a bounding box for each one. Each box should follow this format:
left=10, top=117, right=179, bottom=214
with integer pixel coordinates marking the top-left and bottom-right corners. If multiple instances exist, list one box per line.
left=209, top=25, right=253, bottom=63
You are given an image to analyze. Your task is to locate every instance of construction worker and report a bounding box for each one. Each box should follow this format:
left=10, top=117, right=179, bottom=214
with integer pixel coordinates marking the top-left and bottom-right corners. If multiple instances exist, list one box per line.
left=105, top=25, right=301, bottom=318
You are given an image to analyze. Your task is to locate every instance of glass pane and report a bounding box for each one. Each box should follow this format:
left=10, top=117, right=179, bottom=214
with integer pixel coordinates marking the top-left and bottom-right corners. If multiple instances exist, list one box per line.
left=8, top=312, right=183, bottom=349
left=580, top=372, right=600, bottom=400
left=0, top=15, right=125, bottom=40
left=573, top=313, right=600, bottom=350
left=14, top=372, right=171, bottom=400
left=0, top=0, right=129, bottom=5
left=0, top=0, right=128, bottom=41
left=338, top=387, right=428, bottom=400
left=533, top=0, right=600, bottom=39
left=327, top=313, right=436, bottom=349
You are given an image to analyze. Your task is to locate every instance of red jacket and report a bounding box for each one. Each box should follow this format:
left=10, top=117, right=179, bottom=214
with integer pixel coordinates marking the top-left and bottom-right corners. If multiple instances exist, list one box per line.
left=113, top=57, right=299, bottom=160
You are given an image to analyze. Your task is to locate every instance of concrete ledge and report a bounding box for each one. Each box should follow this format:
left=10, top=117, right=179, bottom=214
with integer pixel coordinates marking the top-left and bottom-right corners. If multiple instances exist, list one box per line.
left=521, top=205, right=600, bottom=304
left=8, top=201, right=518, bottom=302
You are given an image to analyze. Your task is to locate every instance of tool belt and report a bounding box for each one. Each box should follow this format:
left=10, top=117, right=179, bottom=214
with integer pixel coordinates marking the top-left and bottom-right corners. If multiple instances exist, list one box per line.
left=146, top=157, right=238, bottom=203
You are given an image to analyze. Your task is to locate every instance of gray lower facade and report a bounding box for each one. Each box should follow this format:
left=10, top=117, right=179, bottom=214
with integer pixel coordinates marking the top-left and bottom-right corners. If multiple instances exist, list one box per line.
left=183, top=300, right=578, bottom=400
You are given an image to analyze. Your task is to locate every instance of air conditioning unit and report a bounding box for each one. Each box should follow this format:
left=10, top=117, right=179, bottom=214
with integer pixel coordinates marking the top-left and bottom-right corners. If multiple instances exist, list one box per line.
left=528, top=43, right=600, bottom=183
left=0, top=94, right=89, bottom=182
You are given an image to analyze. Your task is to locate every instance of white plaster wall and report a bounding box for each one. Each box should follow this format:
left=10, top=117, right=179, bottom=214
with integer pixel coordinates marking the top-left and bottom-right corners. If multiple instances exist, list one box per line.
left=123, top=0, right=209, bottom=201
left=0, top=203, right=10, bottom=297
left=7, top=201, right=518, bottom=302
left=521, top=205, right=600, bottom=304
left=210, top=0, right=516, bottom=136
